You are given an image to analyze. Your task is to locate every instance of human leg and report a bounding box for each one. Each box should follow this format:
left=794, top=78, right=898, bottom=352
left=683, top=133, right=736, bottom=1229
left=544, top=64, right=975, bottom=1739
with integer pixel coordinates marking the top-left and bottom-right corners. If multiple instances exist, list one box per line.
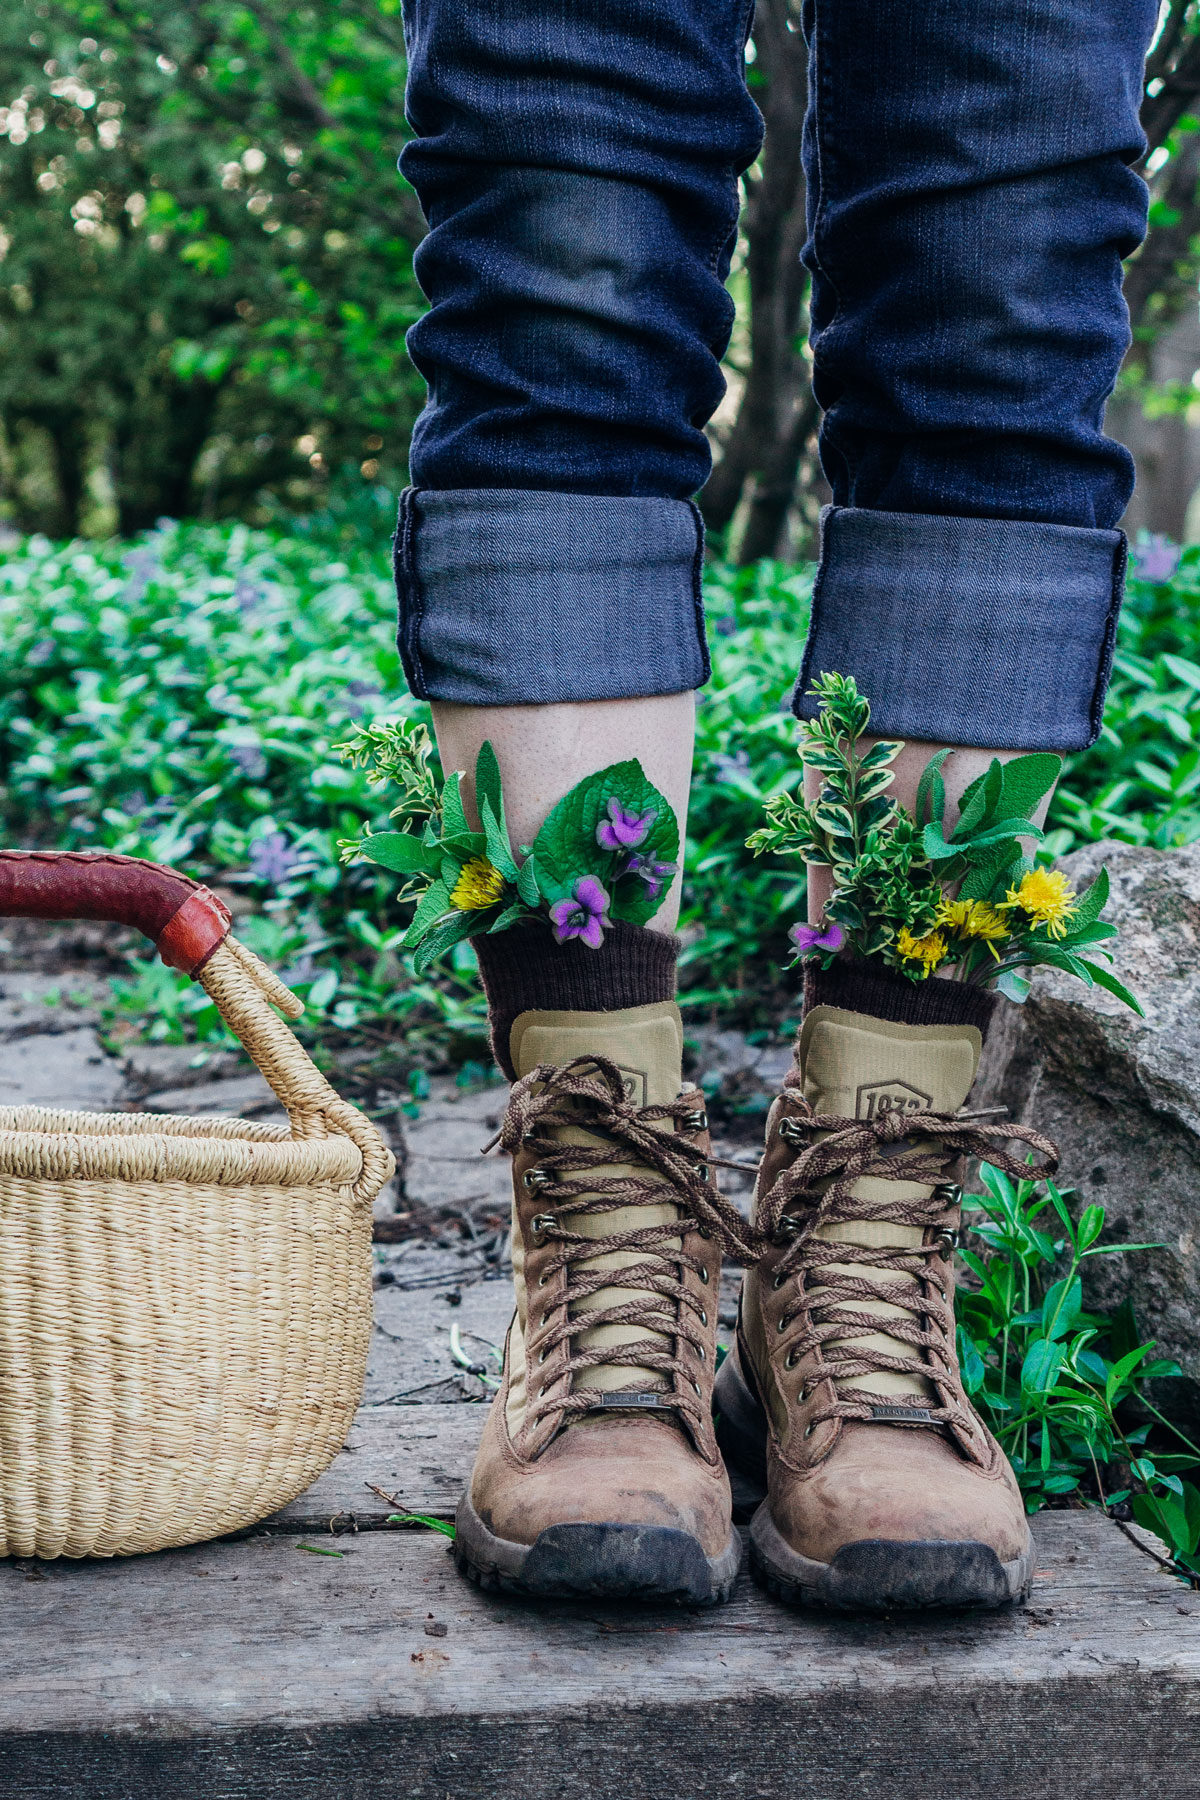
left=398, top=0, right=761, bottom=1600
left=722, top=0, right=1159, bottom=1609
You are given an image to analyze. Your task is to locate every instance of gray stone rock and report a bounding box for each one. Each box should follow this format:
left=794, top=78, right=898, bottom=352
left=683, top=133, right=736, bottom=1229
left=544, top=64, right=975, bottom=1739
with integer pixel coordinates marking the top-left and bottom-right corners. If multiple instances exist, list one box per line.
left=975, top=839, right=1200, bottom=1424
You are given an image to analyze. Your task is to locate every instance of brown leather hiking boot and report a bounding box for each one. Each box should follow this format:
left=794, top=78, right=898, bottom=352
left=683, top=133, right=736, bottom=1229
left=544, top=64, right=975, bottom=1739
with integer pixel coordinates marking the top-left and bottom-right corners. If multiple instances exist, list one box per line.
left=714, top=1002, right=1057, bottom=1612
left=454, top=1002, right=754, bottom=1604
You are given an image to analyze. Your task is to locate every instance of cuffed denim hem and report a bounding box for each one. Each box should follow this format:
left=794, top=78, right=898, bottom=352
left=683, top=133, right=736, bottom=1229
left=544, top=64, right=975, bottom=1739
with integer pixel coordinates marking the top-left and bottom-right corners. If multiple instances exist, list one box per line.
left=793, top=507, right=1126, bottom=751
left=394, top=489, right=710, bottom=705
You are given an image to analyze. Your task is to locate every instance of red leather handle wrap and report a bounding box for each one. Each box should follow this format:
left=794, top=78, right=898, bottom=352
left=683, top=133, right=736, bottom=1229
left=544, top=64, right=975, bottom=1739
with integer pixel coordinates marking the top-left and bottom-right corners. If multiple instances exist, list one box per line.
left=0, top=851, right=232, bottom=977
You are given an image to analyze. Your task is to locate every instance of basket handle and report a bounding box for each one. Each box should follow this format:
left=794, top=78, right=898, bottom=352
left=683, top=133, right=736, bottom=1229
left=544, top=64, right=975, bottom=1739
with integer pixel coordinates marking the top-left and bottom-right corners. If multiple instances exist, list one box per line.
left=0, top=849, right=233, bottom=975
left=0, top=850, right=393, bottom=1199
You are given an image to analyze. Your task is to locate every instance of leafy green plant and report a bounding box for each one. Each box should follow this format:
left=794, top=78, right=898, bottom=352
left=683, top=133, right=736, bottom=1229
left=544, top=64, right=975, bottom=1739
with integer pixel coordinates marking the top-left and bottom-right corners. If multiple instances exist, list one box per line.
left=957, top=1161, right=1200, bottom=1578
left=340, top=730, right=680, bottom=971
left=749, top=671, right=1141, bottom=1010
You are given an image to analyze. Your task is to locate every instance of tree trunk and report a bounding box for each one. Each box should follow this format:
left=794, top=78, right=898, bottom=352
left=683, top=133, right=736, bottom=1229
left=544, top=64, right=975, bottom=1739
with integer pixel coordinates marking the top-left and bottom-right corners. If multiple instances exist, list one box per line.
left=702, top=0, right=814, bottom=560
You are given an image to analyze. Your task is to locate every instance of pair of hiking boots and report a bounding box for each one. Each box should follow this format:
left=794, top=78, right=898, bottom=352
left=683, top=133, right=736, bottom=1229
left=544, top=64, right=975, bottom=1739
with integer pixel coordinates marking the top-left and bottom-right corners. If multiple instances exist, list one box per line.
left=453, top=995, right=1054, bottom=1611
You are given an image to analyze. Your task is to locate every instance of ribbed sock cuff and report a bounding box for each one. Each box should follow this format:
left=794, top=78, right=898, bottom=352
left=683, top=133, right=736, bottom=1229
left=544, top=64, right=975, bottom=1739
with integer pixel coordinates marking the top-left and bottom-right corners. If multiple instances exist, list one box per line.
left=803, top=959, right=997, bottom=1040
left=475, top=920, right=680, bottom=1079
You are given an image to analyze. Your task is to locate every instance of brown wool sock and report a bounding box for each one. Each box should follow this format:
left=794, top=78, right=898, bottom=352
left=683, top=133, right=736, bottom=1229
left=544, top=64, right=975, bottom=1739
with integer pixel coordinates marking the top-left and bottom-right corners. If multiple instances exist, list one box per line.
left=474, top=920, right=681, bottom=1080
left=803, top=958, right=997, bottom=1040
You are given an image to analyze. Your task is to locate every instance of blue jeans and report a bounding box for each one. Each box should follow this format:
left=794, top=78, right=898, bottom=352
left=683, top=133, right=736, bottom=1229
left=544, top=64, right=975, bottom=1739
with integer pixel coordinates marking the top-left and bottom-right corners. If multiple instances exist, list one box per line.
left=396, top=0, right=1155, bottom=749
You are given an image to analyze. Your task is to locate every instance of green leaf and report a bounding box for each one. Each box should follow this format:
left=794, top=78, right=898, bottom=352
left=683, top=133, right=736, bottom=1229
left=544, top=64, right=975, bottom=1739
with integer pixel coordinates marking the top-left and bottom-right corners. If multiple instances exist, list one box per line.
left=1077, top=1204, right=1106, bottom=1251
left=859, top=740, right=904, bottom=770
left=1064, top=866, right=1109, bottom=934
left=515, top=853, right=541, bottom=907
left=479, top=796, right=519, bottom=882
left=486, top=900, right=529, bottom=934
left=412, top=909, right=480, bottom=975
left=1076, top=959, right=1145, bottom=1017
left=442, top=770, right=470, bottom=841
left=915, top=747, right=953, bottom=830
left=475, top=739, right=504, bottom=821
left=357, top=831, right=438, bottom=876
left=1042, top=1275, right=1082, bottom=1341
left=811, top=799, right=857, bottom=837
left=957, top=1326, right=986, bottom=1395
left=1021, top=1338, right=1065, bottom=1394
left=995, top=968, right=1031, bottom=1003
left=400, top=878, right=453, bottom=950
left=997, top=753, right=1062, bottom=822
left=387, top=1512, right=457, bottom=1540
left=955, top=758, right=1005, bottom=836
left=1105, top=1343, right=1156, bottom=1402
left=531, top=760, right=678, bottom=905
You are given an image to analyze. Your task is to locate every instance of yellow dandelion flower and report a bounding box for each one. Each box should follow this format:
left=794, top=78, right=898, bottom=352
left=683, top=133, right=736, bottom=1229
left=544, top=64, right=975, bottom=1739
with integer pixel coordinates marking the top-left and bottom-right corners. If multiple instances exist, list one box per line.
left=935, top=898, right=1009, bottom=942
left=895, top=926, right=948, bottom=976
left=450, top=856, right=506, bottom=911
left=1000, top=867, right=1077, bottom=939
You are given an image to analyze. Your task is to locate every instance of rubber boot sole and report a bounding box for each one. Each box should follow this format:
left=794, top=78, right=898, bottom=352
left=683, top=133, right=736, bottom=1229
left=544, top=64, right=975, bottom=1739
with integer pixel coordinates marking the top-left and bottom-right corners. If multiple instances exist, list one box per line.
left=713, top=1343, right=1033, bottom=1613
left=453, top=1490, right=741, bottom=1606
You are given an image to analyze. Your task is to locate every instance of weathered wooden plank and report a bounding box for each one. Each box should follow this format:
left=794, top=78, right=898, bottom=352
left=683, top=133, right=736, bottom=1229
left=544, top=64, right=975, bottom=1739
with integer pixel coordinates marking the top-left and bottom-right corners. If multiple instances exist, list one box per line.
left=1, top=1513, right=1197, bottom=1799
left=264, top=1402, right=484, bottom=1529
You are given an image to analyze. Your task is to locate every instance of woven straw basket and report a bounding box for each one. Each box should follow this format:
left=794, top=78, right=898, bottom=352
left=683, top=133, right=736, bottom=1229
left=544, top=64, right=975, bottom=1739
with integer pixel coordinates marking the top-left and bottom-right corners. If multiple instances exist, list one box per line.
left=0, top=850, right=394, bottom=1559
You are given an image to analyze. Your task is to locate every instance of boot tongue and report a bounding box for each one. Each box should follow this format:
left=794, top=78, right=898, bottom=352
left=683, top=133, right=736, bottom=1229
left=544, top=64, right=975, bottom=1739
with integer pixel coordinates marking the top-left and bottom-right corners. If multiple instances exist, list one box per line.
left=799, top=1004, right=981, bottom=1405
left=510, top=1001, right=684, bottom=1395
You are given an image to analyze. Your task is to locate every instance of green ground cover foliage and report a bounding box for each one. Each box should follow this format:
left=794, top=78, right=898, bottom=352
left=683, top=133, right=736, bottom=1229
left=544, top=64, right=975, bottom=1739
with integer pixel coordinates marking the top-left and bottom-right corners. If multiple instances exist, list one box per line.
left=0, top=509, right=1194, bottom=1055
left=3, top=515, right=1200, bottom=1567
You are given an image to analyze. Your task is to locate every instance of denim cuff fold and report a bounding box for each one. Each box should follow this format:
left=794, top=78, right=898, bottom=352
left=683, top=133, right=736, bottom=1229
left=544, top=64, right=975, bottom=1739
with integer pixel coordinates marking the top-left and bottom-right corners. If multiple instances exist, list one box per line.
left=793, top=507, right=1126, bottom=751
left=394, top=489, right=710, bottom=705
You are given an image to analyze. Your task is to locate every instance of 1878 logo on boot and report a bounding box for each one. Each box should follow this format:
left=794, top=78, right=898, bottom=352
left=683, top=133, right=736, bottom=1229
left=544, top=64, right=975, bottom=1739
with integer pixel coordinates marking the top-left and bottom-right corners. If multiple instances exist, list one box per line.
left=856, top=1079, right=932, bottom=1122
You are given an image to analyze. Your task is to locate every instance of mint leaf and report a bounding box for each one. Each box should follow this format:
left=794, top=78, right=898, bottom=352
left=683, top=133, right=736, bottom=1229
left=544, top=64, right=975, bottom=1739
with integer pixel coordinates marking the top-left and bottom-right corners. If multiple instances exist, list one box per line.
left=358, top=831, right=438, bottom=876
left=531, top=760, right=678, bottom=907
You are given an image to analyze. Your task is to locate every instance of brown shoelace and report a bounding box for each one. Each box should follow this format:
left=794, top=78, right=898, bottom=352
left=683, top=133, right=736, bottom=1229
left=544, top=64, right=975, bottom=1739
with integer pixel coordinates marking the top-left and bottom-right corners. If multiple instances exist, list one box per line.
left=500, top=1056, right=759, bottom=1439
left=757, top=1091, right=1059, bottom=1432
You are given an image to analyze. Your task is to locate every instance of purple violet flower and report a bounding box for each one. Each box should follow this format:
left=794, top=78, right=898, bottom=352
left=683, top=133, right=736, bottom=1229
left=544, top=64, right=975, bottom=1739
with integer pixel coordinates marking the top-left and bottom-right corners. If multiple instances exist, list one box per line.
left=1133, top=534, right=1180, bottom=584
left=549, top=876, right=611, bottom=949
left=596, top=798, right=656, bottom=851
left=625, top=851, right=678, bottom=900
left=789, top=919, right=845, bottom=957
left=249, top=831, right=304, bottom=887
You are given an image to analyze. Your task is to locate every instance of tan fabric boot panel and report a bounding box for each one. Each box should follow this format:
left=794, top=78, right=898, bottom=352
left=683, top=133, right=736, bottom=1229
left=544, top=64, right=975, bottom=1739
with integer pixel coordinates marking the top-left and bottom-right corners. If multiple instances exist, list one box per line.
left=799, top=1007, right=980, bottom=1403
left=506, top=1002, right=684, bottom=1430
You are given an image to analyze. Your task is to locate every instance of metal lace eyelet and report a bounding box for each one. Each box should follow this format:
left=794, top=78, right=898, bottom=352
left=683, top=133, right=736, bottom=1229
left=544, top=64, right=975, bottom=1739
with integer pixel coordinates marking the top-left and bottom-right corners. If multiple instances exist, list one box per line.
left=537, top=1346, right=549, bottom=1364
left=698, top=1265, right=710, bottom=1284
left=530, top=1212, right=555, bottom=1241
left=803, top=1422, right=815, bottom=1439
left=775, top=1215, right=802, bottom=1242
left=776, top=1317, right=787, bottom=1334
left=683, top=1108, right=708, bottom=1132
left=695, top=1162, right=709, bottom=1182
left=696, top=1343, right=706, bottom=1361
left=934, top=1226, right=959, bottom=1257
left=698, top=1308, right=708, bottom=1327
left=696, top=1225, right=712, bottom=1240
left=785, top=1349, right=799, bottom=1370
left=934, top=1183, right=963, bottom=1206
left=537, top=1271, right=550, bottom=1287
left=692, top=1380, right=702, bottom=1397
left=778, top=1116, right=806, bottom=1145
left=524, top=1166, right=552, bottom=1189
left=773, top=1270, right=787, bottom=1290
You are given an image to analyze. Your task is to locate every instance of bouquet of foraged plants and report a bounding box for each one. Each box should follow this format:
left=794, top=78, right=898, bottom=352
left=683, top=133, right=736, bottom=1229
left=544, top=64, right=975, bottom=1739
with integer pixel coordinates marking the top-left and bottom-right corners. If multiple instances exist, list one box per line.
left=747, top=672, right=1141, bottom=1013
left=337, top=720, right=679, bottom=972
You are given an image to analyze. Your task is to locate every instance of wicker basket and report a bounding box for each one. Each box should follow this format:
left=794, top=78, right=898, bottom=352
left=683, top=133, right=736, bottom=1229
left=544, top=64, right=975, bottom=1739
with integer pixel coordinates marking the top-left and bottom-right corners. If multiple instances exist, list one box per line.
left=0, top=850, right=394, bottom=1559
